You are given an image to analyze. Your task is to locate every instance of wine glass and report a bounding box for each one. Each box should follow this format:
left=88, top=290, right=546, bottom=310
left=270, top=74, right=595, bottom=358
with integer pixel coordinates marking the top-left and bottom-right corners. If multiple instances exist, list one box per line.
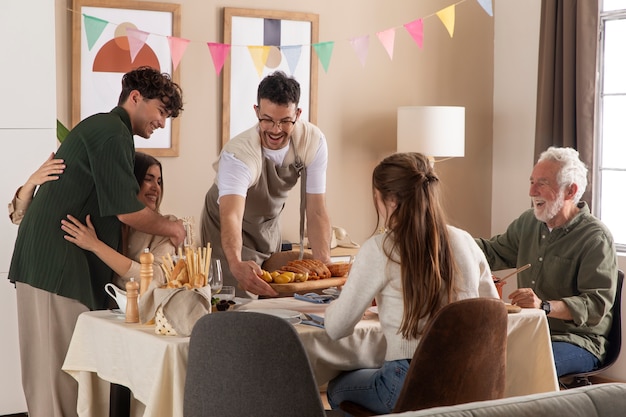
left=208, top=258, right=223, bottom=295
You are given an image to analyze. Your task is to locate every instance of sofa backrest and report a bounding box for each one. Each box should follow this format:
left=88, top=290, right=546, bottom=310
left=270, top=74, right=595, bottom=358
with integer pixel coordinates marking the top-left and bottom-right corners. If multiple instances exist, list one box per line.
left=385, top=383, right=626, bottom=417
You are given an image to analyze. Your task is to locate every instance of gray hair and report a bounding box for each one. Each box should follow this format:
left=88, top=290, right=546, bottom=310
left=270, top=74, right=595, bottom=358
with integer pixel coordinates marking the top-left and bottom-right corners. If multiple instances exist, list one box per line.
left=537, top=146, right=587, bottom=203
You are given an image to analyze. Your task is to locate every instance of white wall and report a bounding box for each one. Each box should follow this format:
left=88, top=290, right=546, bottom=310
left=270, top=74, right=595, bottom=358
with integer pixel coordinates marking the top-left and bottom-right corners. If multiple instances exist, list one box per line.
left=0, top=1, right=57, bottom=413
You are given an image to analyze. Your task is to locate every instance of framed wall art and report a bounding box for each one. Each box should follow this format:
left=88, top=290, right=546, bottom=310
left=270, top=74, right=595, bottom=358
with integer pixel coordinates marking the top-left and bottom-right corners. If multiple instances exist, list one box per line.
left=72, top=0, right=181, bottom=156
left=222, top=7, right=319, bottom=147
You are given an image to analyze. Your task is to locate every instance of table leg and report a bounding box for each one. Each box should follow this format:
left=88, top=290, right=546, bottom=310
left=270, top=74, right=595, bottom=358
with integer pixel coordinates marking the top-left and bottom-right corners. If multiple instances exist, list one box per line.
left=109, top=383, right=130, bottom=417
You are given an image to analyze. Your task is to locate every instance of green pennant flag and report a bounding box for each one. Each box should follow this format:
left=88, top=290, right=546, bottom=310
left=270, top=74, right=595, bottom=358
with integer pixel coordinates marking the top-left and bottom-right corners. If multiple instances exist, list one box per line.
left=83, top=14, right=109, bottom=51
left=312, top=41, right=334, bottom=73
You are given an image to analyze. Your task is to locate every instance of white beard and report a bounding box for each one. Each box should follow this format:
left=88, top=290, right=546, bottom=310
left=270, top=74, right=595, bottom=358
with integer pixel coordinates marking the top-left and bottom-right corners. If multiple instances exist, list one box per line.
left=533, top=189, right=565, bottom=224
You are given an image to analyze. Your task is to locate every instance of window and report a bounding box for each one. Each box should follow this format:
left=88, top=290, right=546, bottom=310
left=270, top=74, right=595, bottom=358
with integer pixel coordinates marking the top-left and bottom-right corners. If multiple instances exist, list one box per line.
left=596, top=0, right=626, bottom=251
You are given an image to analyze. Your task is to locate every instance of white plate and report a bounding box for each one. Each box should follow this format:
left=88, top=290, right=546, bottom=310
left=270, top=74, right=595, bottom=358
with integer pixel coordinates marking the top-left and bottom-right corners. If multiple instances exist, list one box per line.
left=233, top=297, right=252, bottom=306
left=242, top=308, right=302, bottom=325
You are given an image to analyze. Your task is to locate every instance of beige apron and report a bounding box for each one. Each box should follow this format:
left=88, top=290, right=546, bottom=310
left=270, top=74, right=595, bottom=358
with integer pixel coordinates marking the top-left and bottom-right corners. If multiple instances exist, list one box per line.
left=201, top=141, right=304, bottom=295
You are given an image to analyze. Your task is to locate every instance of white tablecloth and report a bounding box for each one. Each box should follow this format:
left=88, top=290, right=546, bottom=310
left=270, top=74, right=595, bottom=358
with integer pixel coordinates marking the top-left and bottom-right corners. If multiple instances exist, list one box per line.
left=62, top=298, right=558, bottom=417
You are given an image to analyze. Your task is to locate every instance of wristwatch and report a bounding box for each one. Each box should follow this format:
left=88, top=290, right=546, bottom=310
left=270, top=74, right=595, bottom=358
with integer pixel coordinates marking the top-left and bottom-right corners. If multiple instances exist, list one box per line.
left=540, top=300, right=551, bottom=315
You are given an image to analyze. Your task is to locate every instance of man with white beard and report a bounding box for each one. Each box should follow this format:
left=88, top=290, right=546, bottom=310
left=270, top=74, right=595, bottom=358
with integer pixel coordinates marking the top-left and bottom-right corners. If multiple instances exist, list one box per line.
left=475, top=146, right=618, bottom=378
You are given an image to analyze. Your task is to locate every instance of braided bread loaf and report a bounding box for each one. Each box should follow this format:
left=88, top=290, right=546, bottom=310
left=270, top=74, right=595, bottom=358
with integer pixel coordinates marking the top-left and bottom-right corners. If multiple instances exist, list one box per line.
left=281, top=259, right=332, bottom=280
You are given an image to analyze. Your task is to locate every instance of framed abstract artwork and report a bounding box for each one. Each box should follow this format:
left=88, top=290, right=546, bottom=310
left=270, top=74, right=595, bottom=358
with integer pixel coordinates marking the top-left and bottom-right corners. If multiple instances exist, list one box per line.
left=72, top=0, right=181, bottom=156
left=222, top=7, right=319, bottom=147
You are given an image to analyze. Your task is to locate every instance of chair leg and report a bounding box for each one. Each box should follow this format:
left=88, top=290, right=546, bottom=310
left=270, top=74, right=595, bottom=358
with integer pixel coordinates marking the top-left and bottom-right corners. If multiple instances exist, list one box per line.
left=573, top=377, right=592, bottom=387
left=560, top=376, right=592, bottom=389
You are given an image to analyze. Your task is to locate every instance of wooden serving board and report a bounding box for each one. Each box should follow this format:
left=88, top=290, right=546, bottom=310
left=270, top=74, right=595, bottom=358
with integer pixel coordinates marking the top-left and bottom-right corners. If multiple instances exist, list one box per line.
left=269, top=277, right=347, bottom=293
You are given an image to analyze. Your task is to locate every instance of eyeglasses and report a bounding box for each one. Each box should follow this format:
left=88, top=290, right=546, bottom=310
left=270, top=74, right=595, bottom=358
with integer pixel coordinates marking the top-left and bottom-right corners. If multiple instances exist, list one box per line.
left=258, top=118, right=297, bottom=130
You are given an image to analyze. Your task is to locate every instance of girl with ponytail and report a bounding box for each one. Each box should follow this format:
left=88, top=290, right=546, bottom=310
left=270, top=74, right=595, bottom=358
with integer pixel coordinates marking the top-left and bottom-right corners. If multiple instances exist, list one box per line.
left=324, top=152, right=498, bottom=414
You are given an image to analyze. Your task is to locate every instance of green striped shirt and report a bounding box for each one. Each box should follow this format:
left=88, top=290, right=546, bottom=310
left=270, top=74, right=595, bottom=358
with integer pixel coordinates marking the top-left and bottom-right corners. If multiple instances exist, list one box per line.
left=8, top=107, right=144, bottom=310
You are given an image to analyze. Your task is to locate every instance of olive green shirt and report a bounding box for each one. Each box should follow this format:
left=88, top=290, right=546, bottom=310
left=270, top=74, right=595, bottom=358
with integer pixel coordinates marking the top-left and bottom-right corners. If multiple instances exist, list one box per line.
left=8, top=107, right=144, bottom=310
left=475, top=202, right=618, bottom=360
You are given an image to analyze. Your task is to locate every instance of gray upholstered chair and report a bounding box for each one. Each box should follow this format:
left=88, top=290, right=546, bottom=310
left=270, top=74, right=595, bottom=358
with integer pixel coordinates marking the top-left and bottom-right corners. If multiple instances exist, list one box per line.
left=184, top=311, right=341, bottom=417
left=340, top=297, right=508, bottom=416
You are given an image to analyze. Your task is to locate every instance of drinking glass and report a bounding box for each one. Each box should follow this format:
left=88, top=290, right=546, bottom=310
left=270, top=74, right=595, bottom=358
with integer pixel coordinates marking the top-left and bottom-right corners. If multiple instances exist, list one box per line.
left=208, top=258, right=223, bottom=295
left=216, top=285, right=235, bottom=301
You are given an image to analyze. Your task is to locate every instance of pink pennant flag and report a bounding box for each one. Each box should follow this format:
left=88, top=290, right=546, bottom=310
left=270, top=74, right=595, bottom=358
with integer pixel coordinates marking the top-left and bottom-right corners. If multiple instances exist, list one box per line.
left=167, top=36, right=190, bottom=71
left=349, top=35, right=369, bottom=68
left=207, top=42, right=231, bottom=76
left=376, top=28, right=396, bottom=60
left=125, top=28, right=150, bottom=63
left=403, top=19, right=424, bottom=49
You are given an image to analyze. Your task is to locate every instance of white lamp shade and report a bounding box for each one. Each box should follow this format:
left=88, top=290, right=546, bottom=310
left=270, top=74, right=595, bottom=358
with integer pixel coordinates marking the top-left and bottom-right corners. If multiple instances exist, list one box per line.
left=397, top=106, right=465, bottom=157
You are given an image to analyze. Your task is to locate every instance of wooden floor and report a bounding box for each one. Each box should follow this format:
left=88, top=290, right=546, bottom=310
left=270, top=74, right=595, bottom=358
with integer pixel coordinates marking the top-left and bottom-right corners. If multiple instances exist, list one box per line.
left=320, top=388, right=331, bottom=409
left=589, top=375, right=622, bottom=384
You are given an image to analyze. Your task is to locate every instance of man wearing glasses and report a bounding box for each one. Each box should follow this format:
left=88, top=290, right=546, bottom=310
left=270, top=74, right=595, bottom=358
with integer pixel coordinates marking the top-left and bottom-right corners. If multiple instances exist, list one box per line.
left=201, top=71, right=331, bottom=297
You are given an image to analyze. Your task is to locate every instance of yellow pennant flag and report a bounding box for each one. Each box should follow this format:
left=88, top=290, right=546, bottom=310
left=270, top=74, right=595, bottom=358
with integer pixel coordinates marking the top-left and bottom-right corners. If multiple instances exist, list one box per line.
left=247, top=46, right=271, bottom=77
left=436, top=5, right=456, bottom=38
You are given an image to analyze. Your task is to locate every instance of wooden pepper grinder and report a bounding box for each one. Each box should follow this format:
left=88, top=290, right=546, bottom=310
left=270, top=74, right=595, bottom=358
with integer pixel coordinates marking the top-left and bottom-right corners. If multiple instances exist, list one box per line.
left=125, top=277, right=139, bottom=323
left=140, top=248, right=154, bottom=297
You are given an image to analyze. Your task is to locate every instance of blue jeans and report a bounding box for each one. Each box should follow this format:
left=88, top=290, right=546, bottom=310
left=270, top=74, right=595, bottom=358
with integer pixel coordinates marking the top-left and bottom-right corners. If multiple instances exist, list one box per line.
left=552, top=341, right=599, bottom=377
left=327, top=359, right=410, bottom=415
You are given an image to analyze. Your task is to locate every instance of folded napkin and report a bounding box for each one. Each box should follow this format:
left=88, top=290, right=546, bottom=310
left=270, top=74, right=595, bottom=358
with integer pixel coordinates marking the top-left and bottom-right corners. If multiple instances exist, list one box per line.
left=294, top=292, right=335, bottom=304
left=300, top=313, right=325, bottom=328
left=140, top=286, right=212, bottom=336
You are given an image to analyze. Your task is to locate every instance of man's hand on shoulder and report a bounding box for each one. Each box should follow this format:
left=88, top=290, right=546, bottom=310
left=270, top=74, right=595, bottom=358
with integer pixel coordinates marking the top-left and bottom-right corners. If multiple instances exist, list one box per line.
left=118, top=208, right=186, bottom=246
left=169, top=218, right=186, bottom=247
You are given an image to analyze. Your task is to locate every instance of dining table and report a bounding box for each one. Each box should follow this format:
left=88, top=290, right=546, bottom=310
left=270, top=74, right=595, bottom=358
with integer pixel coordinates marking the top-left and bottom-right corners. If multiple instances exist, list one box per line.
left=62, top=297, right=559, bottom=417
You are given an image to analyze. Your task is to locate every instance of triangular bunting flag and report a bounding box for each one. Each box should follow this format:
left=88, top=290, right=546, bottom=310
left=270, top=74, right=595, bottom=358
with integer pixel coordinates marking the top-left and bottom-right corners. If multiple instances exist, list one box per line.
left=403, top=19, right=424, bottom=49
left=125, top=28, right=150, bottom=63
left=280, top=45, right=303, bottom=75
left=83, top=14, right=109, bottom=51
left=312, top=41, right=334, bottom=73
left=167, top=36, right=190, bottom=71
left=477, top=0, right=493, bottom=17
left=247, top=46, right=271, bottom=77
left=376, top=28, right=396, bottom=60
left=349, top=35, right=369, bottom=68
left=207, top=42, right=231, bottom=76
left=436, top=5, right=456, bottom=38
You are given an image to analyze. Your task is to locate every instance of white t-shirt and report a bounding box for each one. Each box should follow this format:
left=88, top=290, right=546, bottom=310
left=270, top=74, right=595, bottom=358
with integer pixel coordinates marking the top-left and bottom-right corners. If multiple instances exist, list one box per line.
left=217, top=134, right=328, bottom=199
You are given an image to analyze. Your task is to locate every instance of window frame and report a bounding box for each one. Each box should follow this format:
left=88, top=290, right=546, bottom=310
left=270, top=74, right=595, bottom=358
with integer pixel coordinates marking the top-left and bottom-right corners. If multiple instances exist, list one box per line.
left=595, top=6, right=626, bottom=252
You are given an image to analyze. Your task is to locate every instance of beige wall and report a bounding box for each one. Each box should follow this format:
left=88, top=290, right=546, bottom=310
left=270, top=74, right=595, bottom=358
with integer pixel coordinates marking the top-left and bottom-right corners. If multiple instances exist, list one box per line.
left=491, top=1, right=541, bottom=235
left=55, top=0, right=494, bottom=246
left=50, top=0, right=626, bottom=385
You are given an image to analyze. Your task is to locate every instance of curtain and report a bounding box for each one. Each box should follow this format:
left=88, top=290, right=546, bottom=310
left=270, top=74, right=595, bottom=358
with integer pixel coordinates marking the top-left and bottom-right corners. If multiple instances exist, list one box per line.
left=535, top=0, right=599, bottom=204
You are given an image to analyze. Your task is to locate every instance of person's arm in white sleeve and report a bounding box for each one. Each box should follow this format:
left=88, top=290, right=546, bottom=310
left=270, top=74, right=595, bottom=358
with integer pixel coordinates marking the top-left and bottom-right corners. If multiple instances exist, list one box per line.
left=217, top=152, right=278, bottom=296
left=9, top=153, right=65, bottom=224
left=304, top=135, right=331, bottom=263
left=217, top=152, right=253, bottom=198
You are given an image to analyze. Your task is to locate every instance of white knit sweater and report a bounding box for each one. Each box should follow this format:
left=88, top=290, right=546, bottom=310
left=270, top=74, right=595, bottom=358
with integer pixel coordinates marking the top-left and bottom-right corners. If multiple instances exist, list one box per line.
left=325, top=226, right=498, bottom=361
